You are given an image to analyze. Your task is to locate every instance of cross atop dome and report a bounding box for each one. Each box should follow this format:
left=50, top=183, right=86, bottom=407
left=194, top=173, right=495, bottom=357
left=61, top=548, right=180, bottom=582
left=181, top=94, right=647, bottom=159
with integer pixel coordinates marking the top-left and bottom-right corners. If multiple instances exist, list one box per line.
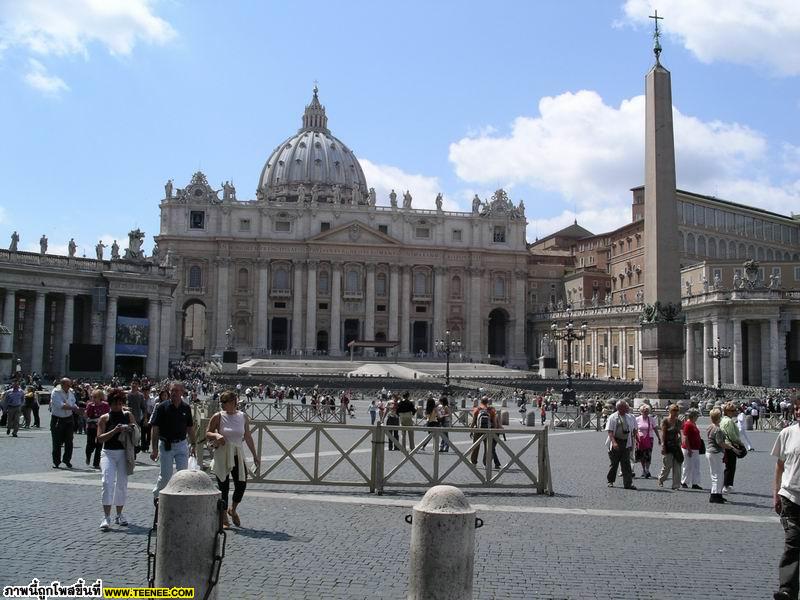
left=301, top=84, right=329, bottom=133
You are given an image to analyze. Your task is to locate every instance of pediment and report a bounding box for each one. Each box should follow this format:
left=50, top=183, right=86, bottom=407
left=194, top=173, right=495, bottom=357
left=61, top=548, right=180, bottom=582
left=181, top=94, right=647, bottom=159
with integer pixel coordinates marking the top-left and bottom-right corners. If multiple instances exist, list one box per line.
left=307, top=221, right=401, bottom=245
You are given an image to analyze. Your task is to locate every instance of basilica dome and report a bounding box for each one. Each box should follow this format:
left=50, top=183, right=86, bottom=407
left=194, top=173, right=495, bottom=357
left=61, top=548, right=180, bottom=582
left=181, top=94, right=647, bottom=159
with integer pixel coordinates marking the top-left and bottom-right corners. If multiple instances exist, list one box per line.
left=257, top=87, right=369, bottom=204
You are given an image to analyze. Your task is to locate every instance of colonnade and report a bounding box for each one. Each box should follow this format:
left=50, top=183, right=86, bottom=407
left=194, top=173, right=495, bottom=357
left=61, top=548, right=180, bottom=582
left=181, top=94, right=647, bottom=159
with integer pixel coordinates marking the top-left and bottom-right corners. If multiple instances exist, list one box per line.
left=548, top=325, right=642, bottom=381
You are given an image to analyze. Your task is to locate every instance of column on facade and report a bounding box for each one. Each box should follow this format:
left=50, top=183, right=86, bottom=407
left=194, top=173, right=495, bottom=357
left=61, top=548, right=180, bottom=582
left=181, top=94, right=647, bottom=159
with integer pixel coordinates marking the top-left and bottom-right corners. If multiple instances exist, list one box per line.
left=146, top=298, right=160, bottom=378
left=30, top=291, right=46, bottom=375
left=291, top=260, right=304, bottom=353
left=2, top=289, right=15, bottom=354
left=330, top=262, right=342, bottom=357
left=760, top=321, right=770, bottom=388
left=103, top=294, right=118, bottom=377
left=685, top=324, right=695, bottom=383
left=620, top=327, right=628, bottom=380
left=606, top=327, right=612, bottom=378
left=158, top=299, right=172, bottom=378
left=770, top=318, right=781, bottom=388
left=711, top=319, right=722, bottom=387
left=255, top=260, right=269, bottom=350
left=468, top=267, right=482, bottom=360
left=634, top=328, right=641, bottom=380
left=399, top=266, right=411, bottom=356
left=59, top=293, right=75, bottom=375
left=591, top=329, right=598, bottom=377
left=215, top=259, right=230, bottom=352
left=746, top=322, right=760, bottom=386
left=703, top=321, right=713, bottom=386
left=513, top=270, right=526, bottom=363
left=732, top=319, right=743, bottom=386
left=432, top=266, right=445, bottom=348
left=305, top=260, right=318, bottom=353
left=388, top=265, right=399, bottom=345
left=364, top=263, right=376, bottom=353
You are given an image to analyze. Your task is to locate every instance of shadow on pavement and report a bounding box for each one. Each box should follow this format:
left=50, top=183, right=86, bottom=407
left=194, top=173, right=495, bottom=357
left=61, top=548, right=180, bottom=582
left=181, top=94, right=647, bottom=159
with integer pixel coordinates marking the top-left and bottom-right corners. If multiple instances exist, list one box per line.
left=232, top=528, right=309, bottom=542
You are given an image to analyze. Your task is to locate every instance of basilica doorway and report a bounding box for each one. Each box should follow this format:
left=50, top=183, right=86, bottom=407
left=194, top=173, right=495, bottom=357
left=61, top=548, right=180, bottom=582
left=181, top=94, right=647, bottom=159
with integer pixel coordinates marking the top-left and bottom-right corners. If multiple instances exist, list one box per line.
left=488, top=308, right=509, bottom=361
left=412, top=321, right=429, bottom=355
left=344, top=319, right=360, bottom=353
left=316, top=330, right=329, bottom=354
left=182, top=300, right=207, bottom=358
left=271, top=317, right=288, bottom=353
left=375, top=331, right=386, bottom=357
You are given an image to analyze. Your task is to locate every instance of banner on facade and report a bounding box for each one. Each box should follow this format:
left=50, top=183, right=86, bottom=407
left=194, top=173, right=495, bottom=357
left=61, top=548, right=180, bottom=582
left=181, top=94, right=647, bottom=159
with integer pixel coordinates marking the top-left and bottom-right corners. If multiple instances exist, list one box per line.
left=116, top=316, right=149, bottom=357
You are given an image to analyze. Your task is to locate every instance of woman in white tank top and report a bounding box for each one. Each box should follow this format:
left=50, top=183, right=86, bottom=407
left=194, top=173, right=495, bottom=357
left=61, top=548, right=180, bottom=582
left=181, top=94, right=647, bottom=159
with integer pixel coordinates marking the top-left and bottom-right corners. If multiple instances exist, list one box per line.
left=206, top=390, right=260, bottom=527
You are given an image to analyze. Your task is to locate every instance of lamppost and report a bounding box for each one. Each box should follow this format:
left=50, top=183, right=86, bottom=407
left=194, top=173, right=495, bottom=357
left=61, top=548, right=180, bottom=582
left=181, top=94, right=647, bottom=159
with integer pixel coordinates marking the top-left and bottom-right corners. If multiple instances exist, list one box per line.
left=550, top=311, right=587, bottom=405
left=435, top=330, right=462, bottom=396
left=706, top=336, right=731, bottom=397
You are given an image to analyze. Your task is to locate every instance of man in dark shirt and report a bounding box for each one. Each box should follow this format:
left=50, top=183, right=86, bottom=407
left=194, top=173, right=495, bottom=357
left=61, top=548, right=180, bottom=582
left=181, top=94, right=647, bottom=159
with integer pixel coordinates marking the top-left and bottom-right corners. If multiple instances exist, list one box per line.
left=4, top=381, right=24, bottom=437
left=150, top=382, right=195, bottom=502
left=396, top=392, right=416, bottom=450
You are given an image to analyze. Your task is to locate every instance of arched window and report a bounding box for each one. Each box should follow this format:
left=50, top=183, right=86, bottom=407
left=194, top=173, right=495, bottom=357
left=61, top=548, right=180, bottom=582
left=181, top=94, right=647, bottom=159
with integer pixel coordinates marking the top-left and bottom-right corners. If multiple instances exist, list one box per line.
left=767, top=248, right=775, bottom=260
left=414, top=272, right=428, bottom=295
left=679, top=232, right=684, bottom=253
left=273, top=267, right=289, bottom=290
left=747, top=244, right=756, bottom=259
left=376, top=273, right=387, bottom=297
left=785, top=252, right=791, bottom=261
left=346, top=269, right=359, bottom=293
left=697, top=235, right=706, bottom=256
left=729, top=240, right=736, bottom=258
left=686, top=233, right=696, bottom=254
left=493, top=277, right=506, bottom=299
left=708, top=238, right=717, bottom=258
left=451, top=275, right=462, bottom=298
left=318, top=271, right=330, bottom=294
left=238, top=268, right=249, bottom=290
left=757, top=247, right=765, bottom=261
left=188, top=266, right=202, bottom=288
left=738, top=243, right=746, bottom=259
left=719, top=241, right=727, bottom=259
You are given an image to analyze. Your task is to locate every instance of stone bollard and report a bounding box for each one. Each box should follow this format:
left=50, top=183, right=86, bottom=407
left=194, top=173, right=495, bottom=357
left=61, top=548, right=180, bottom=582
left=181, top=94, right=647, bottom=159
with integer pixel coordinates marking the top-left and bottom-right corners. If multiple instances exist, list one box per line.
left=154, top=470, right=223, bottom=599
left=501, top=398, right=507, bottom=407
left=461, top=398, right=466, bottom=409
left=406, top=485, right=482, bottom=600
left=499, top=410, right=509, bottom=426
left=525, top=411, right=537, bottom=427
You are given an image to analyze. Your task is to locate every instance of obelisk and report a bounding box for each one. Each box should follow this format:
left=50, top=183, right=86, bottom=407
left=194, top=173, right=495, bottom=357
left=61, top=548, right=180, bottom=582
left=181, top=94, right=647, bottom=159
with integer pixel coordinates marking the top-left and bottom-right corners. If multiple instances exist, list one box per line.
left=638, top=11, right=685, bottom=405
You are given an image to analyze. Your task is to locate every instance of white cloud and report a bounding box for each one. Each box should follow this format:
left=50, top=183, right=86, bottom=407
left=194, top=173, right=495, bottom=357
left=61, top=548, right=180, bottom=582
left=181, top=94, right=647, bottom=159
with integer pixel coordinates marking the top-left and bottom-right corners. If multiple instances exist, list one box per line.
left=0, top=0, right=176, bottom=58
left=359, top=158, right=459, bottom=211
left=528, top=205, right=634, bottom=241
left=449, top=89, right=770, bottom=218
left=622, top=0, right=800, bottom=76
left=23, top=58, right=68, bottom=95
left=714, top=178, right=800, bottom=216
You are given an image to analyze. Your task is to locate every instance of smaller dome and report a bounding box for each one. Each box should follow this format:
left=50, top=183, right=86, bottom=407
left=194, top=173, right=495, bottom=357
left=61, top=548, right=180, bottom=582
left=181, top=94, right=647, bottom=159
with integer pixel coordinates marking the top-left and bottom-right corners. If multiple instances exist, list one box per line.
left=257, top=87, right=369, bottom=205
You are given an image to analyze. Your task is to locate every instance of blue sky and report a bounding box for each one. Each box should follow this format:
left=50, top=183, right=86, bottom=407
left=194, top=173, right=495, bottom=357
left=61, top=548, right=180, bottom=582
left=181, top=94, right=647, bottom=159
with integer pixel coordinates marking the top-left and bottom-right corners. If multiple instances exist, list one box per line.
left=0, top=0, right=798, bottom=255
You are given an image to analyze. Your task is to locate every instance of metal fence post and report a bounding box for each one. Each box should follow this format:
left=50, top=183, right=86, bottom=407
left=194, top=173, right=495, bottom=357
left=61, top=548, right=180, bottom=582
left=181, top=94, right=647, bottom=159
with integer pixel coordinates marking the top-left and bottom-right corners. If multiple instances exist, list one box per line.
left=537, top=428, right=546, bottom=495
left=372, top=423, right=385, bottom=495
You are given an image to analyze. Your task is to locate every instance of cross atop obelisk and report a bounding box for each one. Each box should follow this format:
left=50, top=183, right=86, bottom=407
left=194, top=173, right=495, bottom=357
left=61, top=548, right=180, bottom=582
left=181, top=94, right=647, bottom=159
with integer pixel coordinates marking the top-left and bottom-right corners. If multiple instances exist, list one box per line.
left=649, top=10, right=664, bottom=63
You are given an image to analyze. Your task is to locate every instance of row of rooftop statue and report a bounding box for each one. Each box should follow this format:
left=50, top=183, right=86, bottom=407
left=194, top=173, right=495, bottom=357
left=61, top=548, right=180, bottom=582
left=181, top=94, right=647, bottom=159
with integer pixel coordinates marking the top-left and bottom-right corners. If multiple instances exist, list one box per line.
left=162, top=174, right=525, bottom=218
left=6, top=229, right=172, bottom=266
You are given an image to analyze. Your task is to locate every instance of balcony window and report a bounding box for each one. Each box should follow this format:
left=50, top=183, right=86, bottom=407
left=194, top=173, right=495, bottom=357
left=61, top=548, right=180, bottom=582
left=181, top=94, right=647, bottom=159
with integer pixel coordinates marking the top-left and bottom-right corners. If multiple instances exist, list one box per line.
left=272, top=267, right=289, bottom=290
left=493, top=226, right=506, bottom=243
left=188, top=266, right=202, bottom=289
left=318, top=271, right=330, bottom=294
left=376, top=273, right=387, bottom=297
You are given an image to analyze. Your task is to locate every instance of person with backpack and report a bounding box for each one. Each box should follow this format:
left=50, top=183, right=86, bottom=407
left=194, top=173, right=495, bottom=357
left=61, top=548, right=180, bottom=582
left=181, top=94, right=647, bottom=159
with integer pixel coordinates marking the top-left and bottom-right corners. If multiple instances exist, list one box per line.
left=469, top=397, right=501, bottom=469
left=396, top=392, right=416, bottom=450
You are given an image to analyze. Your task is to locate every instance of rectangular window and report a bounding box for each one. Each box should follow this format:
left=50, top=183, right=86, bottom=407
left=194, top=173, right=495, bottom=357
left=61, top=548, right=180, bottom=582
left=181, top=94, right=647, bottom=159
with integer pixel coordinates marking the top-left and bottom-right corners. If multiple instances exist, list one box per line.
left=677, top=200, right=684, bottom=224
left=726, top=212, right=735, bottom=232
left=735, top=214, right=745, bottom=235
left=275, top=221, right=291, bottom=232
left=794, top=267, right=800, bottom=281
left=705, top=207, right=714, bottom=228
left=627, top=345, right=634, bottom=367
left=415, top=305, right=426, bottom=313
left=713, top=268, right=722, bottom=282
left=415, top=227, right=430, bottom=239
left=274, top=302, right=286, bottom=309
left=320, top=222, right=331, bottom=232
left=585, top=345, right=592, bottom=363
left=755, top=219, right=763, bottom=239
left=745, top=216, right=754, bottom=237
left=612, top=345, right=619, bottom=366
left=239, top=219, right=251, bottom=232
left=378, top=225, right=388, bottom=234
left=318, top=302, right=328, bottom=310
left=695, top=206, right=704, bottom=226
left=190, top=211, right=205, bottom=229
left=493, top=226, right=506, bottom=243
left=452, top=229, right=463, bottom=242
left=716, top=209, right=725, bottom=230
left=685, top=203, right=694, bottom=225
left=376, top=304, right=386, bottom=312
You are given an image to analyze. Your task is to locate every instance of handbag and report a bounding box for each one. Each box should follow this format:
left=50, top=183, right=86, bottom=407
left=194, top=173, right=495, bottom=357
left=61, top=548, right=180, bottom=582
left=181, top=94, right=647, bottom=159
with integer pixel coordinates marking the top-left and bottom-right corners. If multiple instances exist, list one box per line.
left=637, top=418, right=653, bottom=450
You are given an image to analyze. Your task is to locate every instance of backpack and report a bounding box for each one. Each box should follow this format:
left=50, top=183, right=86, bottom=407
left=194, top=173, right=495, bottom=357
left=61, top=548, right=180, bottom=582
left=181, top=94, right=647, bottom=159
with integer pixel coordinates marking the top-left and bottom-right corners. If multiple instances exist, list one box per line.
left=477, top=407, right=492, bottom=429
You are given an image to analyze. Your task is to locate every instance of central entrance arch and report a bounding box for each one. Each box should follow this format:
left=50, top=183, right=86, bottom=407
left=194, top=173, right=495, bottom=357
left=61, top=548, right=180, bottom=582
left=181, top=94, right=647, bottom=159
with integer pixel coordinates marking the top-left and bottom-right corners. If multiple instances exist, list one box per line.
left=344, top=319, right=360, bottom=353
left=182, top=300, right=207, bottom=358
left=412, top=321, right=429, bottom=354
left=487, top=308, right=509, bottom=361
left=316, top=330, right=328, bottom=353
left=271, top=317, right=288, bottom=352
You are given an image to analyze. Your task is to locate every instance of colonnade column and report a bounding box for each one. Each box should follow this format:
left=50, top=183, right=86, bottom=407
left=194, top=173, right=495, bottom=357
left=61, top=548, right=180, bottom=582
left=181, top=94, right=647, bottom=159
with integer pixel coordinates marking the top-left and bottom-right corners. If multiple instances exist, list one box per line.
left=711, top=320, right=721, bottom=387
left=685, top=324, right=694, bottom=382
left=388, top=265, right=399, bottom=347
left=103, top=294, right=118, bottom=378
left=330, top=262, right=342, bottom=357
left=305, top=260, right=318, bottom=353
left=291, top=260, right=304, bottom=353
left=732, top=319, right=743, bottom=386
left=634, top=329, right=641, bottom=380
left=255, top=260, right=269, bottom=350
left=770, top=318, right=781, bottom=388
left=621, top=328, right=628, bottom=380
left=399, top=266, right=411, bottom=357
left=513, top=270, right=526, bottom=364
left=215, top=259, right=230, bottom=352
left=158, top=300, right=172, bottom=378
left=703, top=321, right=713, bottom=386
left=30, top=291, right=46, bottom=375
left=468, top=267, right=482, bottom=360
left=146, top=298, right=160, bottom=378
left=60, top=293, right=75, bottom=375
left=591, top=329, right=598, bottom=377
left=364, top=263, right=376, bottom=353
left=606, top=327, right=612, bottom=378
left=432, top=266, right=445, bottom=348
left=760, top=322, right=770, bottom=387
left=2, top=289, right=15, bottom=355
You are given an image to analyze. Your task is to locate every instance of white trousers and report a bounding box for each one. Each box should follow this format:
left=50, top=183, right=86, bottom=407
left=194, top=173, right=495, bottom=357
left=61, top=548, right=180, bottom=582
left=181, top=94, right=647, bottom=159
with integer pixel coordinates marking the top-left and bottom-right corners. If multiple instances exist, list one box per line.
left=101, top=449, right=128, bottom=507
left=681, top=449, right=701, bottom=486
left=738, top=424, right=754, bottom=450
left=706, top=451, right=724, bottom=494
